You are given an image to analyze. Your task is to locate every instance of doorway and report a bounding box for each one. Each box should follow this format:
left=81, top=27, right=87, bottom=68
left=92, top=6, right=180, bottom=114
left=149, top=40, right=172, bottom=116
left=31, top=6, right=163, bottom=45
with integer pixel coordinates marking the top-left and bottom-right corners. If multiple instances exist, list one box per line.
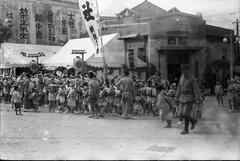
left=168, top=63, right=182, bottom=83
left=167, top=51, right=190, bottom=83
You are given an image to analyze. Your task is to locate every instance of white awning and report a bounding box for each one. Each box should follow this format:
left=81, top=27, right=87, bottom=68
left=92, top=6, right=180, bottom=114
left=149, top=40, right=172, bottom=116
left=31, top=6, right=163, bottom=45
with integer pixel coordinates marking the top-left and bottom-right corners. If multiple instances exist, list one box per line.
left=0, top=43, right=61, bottom=69
left=43, top=33, right=118, bottom=67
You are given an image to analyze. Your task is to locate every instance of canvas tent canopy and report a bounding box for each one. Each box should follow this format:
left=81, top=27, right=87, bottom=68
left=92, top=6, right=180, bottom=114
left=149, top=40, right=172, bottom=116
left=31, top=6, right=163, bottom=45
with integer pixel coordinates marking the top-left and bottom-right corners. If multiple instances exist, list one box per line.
left=0, top=43, right=61, bottom=69
left=43, top=33, right=146, bottom=68
left=43, top=33, right=118, bottom=68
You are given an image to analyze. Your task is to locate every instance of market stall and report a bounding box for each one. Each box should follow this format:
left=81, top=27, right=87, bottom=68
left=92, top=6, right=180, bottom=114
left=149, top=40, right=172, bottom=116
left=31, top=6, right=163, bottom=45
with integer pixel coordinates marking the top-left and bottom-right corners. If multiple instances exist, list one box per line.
left=0, top=43, right=61, bottom=77
left=43, top=33, right=118, bottom=68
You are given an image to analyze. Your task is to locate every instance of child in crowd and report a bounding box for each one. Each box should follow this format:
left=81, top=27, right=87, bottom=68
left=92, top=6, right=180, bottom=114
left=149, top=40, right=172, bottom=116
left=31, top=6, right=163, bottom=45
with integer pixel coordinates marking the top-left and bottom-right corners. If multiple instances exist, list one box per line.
left=133, top=85, right=142, bottom=118
left=145, top=81, right=153, bottom=115
left=48, top=80, right=57, bottom=112
left=67, top=83, right=76, bottom=113
left=151, top=82, right=157, bottom=116
left=167, top=83, right=178, bottom=116
left=0, top=81, right=3, bottom=103
left=140, top=82, right=147, bottom=115
left=10, top=85, right=14, bottom=109
left=146, top=81, right=157, bottom=116
left=101, top=86, right=108, bottom=116
left=31, top=87, right=39, bottom=112
left=156, top=83, right=173, bottom=128
left=12, top=85, right=22, bottom=115
left=58, top=84, right=66, bottom=112
left=215, top=81, right=224, bottom=107
left=105, top=81, right=114, bottom=116
left=76, top=83, right=83, bottom=113
left=55, top=84, right=60, bottom=112
left=98, top=86, right=105, bottom=115
left=82, top=85, right=89, bottom=115
left=114, top=88, right=122, bottom=115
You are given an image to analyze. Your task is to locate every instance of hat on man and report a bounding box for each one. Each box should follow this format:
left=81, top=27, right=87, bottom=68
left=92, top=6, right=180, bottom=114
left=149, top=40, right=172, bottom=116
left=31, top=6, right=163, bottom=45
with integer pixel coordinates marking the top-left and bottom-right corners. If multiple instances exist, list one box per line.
left=181, top=64, right=191, bottom=70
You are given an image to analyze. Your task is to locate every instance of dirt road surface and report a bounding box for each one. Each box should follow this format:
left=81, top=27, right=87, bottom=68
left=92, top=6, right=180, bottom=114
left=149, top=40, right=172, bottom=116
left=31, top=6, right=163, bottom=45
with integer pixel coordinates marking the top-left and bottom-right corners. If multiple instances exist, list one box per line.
left=0, top=96, right=240, bottom=160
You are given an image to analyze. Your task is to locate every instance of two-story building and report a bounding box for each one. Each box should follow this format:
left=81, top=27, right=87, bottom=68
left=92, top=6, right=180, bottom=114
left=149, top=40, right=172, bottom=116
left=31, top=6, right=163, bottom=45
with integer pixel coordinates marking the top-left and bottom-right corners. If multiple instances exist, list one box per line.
left=103, top=1, right=235, bottom=82
left=0, top=0, right=236, bottom=82
left=0, top=0, right=86, bottom=45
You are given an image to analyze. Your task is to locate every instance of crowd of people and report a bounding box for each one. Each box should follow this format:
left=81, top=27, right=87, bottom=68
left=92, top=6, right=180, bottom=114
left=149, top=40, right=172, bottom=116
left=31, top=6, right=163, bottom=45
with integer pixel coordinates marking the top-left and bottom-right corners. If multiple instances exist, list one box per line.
left=226, top=78, right=240, bottom=112
left=0, top=71, right=176, bottom=117
left=0, top=64, right=206, bottom=134
left=214, top=78, right=240, bottom=112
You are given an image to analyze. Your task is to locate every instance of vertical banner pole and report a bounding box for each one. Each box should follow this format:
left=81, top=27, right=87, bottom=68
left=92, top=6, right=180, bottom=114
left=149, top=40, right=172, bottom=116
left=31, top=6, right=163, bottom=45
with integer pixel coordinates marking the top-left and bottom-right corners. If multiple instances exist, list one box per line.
left=95, top=0, right=107, bottom=79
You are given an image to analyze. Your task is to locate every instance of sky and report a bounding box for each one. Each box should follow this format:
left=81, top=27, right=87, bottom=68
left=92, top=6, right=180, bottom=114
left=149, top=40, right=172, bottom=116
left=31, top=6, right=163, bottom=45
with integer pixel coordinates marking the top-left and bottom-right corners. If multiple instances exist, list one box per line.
left=96, top=0, right=240, bottom=31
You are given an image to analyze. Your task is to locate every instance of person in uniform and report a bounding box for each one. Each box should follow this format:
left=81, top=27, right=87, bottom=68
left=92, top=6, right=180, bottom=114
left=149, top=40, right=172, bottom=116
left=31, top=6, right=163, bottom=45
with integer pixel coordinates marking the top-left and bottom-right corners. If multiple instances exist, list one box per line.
left=87, top=71, right=100, bottom=118
left=22, top=73, right=32, bottom=109
left=175, top=64, right=202, bottom=134
left=215, top=81, right=224, bottom=107
left=116, top=69, right=134, bottom=119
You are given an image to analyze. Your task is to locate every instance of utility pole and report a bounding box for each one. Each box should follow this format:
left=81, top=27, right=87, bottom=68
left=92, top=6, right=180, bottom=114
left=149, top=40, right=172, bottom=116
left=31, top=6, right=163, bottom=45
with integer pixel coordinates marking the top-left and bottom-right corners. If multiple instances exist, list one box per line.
left=233, top=19, right=240, bottom=55
left=230, top=34, right=234, bottom=79
left=233, top=19, right=239, bottom=36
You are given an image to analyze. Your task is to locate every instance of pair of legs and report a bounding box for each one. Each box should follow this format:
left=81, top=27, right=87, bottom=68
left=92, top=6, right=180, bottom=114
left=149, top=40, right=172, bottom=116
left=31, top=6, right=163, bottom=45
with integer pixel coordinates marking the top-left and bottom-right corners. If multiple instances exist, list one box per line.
left=121, top=92, right=132, bottom=119
left=179, top=102, right=197, bottom=134
left=58, top=101, right=65, bottom=112
left=104, top=103, right=113, bottom=115
left=216, top=94, right=224, bottom=107
left=15, top=103, right=22, bottom=115
left=146, top=102, right=154, bottom=116
left=4, top=93, right=10, bottom=103
left=232, top=97, right=238, bottom=111
left=159, top=109, right=172, bottom=128
left=228, top=97, right=238, bottom=111
left=49, top=100, right=56, bottom=112
left=72, top=102, right=81, bottom=113
left=88, top=95, right=99, bottom=118
left=88, top=103, right=99, bottom=118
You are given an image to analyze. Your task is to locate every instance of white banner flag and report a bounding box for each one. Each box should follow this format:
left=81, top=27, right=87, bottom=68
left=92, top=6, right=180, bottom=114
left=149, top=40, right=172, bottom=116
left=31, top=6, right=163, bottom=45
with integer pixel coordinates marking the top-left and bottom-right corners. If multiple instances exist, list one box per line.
left=78, top=0, right=102, bottom=57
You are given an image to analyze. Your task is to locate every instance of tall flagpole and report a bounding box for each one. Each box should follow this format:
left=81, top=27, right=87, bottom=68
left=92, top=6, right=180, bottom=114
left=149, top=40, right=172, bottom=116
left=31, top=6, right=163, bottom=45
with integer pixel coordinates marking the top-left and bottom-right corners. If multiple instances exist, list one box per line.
left=95, top=0, right=107, bottom=79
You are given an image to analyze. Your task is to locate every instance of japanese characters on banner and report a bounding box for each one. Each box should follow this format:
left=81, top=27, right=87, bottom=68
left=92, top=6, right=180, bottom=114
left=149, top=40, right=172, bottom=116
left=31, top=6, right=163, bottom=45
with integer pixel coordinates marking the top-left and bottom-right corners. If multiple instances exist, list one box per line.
left=47, top=11, right=56, bottom=43
left=68, top=13, right=76, bottom=29
left=19, top=7, right=29, bottom=40
left=61, top=18, right=67, bottom=34
left=78, top=0, right=102, bottom=57
left=35, top=14, right=43, bottom=39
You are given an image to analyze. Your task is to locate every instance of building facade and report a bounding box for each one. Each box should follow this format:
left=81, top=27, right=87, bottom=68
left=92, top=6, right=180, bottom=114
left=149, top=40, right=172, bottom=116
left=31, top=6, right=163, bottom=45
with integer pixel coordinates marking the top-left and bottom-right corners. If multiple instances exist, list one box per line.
left=0, top=0, right=87, bottom=45
left=0, top=0, right=236, bottom=81
left=103, top=1, right=235, bottom=82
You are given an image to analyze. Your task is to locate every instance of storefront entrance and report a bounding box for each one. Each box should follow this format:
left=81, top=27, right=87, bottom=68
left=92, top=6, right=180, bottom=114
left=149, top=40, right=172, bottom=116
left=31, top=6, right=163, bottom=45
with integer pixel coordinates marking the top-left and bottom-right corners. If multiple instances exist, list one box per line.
left=167, top=51, right=190, bottom=83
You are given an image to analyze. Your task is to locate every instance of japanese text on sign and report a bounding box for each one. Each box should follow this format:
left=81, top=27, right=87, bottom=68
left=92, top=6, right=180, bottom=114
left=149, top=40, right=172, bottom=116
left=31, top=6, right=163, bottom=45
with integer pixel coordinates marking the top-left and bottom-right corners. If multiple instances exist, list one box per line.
left=47, top=11, right=55, bottom=43
left=81, top=1, right=95, bottom=22
left=79, top=0, right=102, bottom=57
left=68, top=14, right=75, bottom=28
left=61, top=19, right=67, bottom=34
left=35, top=14, right=43, bottom=39
left=19, top=7, right=29, bottom=40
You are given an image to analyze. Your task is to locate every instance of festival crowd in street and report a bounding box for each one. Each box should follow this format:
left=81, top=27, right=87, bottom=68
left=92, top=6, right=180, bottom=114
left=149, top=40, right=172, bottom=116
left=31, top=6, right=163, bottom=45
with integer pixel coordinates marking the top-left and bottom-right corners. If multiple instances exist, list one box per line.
left=1, top=64, right=239, bottom=134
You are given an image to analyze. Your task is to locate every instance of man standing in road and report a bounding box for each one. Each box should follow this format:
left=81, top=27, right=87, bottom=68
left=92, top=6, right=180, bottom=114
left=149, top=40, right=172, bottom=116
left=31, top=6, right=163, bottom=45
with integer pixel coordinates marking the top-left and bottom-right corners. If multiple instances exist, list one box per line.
left=22, top=73, right=32, bottom=109
left=116, top=69, right=134, bottom=119
left=175, top=64, right=202, bottom=134
left=88, top=71, right=100, bottom=118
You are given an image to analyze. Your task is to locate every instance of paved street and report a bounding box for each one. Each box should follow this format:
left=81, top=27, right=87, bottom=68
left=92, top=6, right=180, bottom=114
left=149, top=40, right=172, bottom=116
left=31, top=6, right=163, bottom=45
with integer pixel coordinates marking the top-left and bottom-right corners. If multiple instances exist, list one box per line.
left=0, top=96, right=240, bottom=160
